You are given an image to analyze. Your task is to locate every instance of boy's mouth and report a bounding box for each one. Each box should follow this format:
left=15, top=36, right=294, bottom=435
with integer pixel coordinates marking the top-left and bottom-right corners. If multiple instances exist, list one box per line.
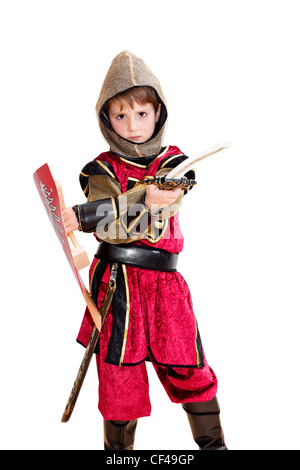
left=128, top=136, right=142, bottom=142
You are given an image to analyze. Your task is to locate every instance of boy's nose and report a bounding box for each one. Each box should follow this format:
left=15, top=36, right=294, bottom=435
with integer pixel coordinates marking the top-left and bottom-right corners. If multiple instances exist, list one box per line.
left=127, top=116, right=138, bottom=132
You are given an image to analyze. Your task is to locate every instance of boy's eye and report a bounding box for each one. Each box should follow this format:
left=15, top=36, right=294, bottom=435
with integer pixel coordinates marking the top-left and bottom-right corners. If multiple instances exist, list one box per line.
left=139, top=112, right=147, bottom=117
left=117, top=114, right=126, bottom=120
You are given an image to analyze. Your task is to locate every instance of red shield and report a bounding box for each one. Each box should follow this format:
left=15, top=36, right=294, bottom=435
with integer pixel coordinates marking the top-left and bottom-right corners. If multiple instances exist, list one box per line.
left=33, top=163, right=79, bottom=282
left=33, top=163, right=102, bottom=331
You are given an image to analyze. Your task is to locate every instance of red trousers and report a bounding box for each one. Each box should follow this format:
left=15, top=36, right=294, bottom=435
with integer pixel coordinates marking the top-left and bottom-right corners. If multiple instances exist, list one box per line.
left=96, top=354, right=218, bottom=420
left=78, top=261, right=218, bottom=420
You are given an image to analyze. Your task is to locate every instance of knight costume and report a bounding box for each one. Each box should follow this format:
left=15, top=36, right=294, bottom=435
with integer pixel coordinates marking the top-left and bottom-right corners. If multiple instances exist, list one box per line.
left=74, top=51, right=227, bottom=450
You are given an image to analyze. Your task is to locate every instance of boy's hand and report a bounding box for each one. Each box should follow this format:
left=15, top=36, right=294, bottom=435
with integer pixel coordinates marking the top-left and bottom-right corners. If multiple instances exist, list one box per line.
left=62, top=207, right=79, bottom=233
left=145, top=184, right=182, bottom=213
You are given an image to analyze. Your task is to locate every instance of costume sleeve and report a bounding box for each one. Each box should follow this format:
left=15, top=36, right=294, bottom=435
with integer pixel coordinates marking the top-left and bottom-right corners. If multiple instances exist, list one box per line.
left=74, top=153, right=196, bottom=244
left=73, top=160, right=158, bottom=244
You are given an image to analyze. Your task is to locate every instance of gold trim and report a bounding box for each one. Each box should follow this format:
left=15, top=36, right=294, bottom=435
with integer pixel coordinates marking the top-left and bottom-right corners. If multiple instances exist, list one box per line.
left=119, top=157, right=147, bottom=168
left=96, top=160, right=116, bottom=178
left=128, top=208, right=147, bottom=233
left=119, top=264, right=130, bottom=366
left=119, top=147, right=171, bottom=169
left=142, top=175, right=154, bottom=180
left=195, top=318, right=200, bottom=367
left=80, top=171, right=89, bottom=177
left=154, top=220, right=164, bottom=229
left=90, top=259, right=101, bottom=289
left=128, top=177, right=140, bottom=182
left=111, top=197, right=117, bottom=220
left=120, top=213, right=129, bottom=234
left=147, top=219, right=168, bottom=243
left=160, top=153, right=184, bottom=169
left=149, top=146, right=170, bottom=166
left=77, top=204, right=82, bottom=230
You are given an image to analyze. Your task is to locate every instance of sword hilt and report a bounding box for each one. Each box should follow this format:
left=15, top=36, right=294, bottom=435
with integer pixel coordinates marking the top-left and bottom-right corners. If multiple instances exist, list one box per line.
left=141, top=176, right=197, bottom=191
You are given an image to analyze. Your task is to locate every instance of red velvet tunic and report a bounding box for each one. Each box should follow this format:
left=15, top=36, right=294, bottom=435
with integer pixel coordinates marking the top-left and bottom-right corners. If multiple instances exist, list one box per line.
left=96, top=145, right=185, bottom=253
left=77, top=146, right=215, bottom=382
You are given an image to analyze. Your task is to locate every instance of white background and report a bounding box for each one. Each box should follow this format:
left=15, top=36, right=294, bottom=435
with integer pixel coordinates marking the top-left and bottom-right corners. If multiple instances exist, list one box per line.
left=1, top=0, right=299, bottom=450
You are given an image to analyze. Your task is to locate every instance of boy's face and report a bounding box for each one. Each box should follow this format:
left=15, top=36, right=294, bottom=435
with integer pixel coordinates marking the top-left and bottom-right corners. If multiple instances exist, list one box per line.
left=108, top=99, right=161, bottom=144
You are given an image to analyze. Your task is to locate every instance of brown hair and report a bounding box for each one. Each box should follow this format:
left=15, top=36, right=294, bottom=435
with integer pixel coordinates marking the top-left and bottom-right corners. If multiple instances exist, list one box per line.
left=103, top=86, right=160, bottom=115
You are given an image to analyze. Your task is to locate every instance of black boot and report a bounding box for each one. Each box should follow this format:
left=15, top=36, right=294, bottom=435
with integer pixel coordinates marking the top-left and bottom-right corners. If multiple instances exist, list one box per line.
left=182, top=396, right=227, bottom=450
left=103, top=419, right=138, bottom=450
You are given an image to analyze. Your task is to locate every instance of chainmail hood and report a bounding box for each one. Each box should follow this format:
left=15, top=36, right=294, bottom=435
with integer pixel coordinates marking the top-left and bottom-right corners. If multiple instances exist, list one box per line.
left=95, top=51, right=168, bottom=158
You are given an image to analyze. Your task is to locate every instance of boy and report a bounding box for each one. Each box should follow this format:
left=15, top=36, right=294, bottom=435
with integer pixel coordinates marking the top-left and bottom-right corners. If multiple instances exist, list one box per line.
left=63, top=51, right=227, bottom=450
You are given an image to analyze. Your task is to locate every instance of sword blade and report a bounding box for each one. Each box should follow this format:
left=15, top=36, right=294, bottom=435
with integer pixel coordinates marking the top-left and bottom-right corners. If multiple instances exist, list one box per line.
left=61, top=263, right=118, bottom=423
left=61, top=324, right=100, bottom=422
left=166, top=142, right=231, bottom=179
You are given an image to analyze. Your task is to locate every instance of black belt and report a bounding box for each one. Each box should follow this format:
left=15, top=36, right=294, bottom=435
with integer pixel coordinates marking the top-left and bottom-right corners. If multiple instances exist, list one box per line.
left=95, top=241, right=178, bottom=272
